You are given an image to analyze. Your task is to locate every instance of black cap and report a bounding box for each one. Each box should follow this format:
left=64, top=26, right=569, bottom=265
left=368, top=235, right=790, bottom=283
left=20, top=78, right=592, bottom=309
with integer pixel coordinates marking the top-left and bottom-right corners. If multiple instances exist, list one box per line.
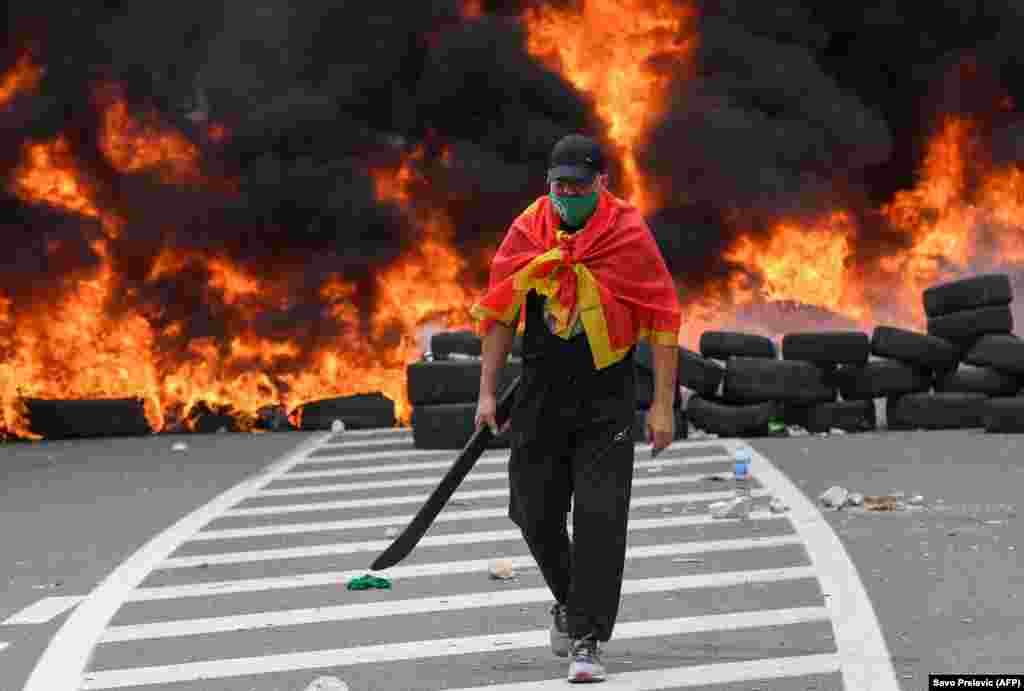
left=547, top=134, right=606, bottom=184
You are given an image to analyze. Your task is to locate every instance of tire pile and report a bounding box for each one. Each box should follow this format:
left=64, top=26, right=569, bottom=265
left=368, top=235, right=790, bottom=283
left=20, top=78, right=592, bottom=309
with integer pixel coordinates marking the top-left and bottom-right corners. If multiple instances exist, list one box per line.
left=408, top=331, right=686, bottom=449
left=684, top=273, right=1024, bottom=437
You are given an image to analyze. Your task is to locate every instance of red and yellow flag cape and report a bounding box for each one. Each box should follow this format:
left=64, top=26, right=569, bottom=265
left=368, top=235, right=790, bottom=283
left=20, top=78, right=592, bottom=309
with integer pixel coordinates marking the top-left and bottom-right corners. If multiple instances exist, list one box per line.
left=470, top=188, right=682, bottom=369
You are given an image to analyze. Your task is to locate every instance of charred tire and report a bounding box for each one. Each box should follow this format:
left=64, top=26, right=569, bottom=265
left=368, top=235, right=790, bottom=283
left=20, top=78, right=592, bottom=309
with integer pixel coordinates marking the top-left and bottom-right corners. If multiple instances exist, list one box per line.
left=299, top=392, right=396, bottom=430
left=410, top=403, right=511, bottom=449
left=836, top=359, right=932, bottom=400
left=25, top=397, right=152, bottom=439
left=983, top=397, right=1024, bottom=433
left=687, top=396, right=781, bottom=438
left=934, top=364, right=1020, bottom=396
left=407, top=359, right=522, bottom=406
left=678, top=346, right=726, bottom=398
left=632, top=407, right=688, bottom=443
left=724, top=357, right=836, bottom=404
left=870, top=326, right=960, bottom=372
left=922, top=273, right=1013, bottom=318
left=964, top=334, right=1024, bottom=376
left=781, top=331, right=870, bottom=366
left=926, top=304, right=1014, bottom=350
left=885, top=392, right=988, bottom=430
left=699, top=331, right=777, bottom=360
left=784, top=399, right=876, bottom=434
left=430, top=330, right=482, bottom=359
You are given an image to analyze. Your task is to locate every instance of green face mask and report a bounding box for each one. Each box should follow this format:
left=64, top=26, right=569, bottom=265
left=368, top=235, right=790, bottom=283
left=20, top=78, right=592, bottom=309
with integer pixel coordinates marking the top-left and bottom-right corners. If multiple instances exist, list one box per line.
left=550, top=189, right=598, bottom=228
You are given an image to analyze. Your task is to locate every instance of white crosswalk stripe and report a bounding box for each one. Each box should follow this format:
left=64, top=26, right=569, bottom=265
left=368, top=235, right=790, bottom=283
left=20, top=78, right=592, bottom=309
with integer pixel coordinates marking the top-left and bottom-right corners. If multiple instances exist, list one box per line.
left=41, top=431, right=897, bottom=690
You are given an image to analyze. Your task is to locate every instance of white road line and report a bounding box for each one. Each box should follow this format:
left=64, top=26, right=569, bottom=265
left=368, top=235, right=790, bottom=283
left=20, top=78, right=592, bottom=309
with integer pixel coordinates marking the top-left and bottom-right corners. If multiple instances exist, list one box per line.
left=299, top=439, right=728, bottom=464
left=727, top=439, right=900, bottom=691
left=225, top=478, right=768, bottom=516
left=2, top=596, right=84, bottom=625
left=195, top=490, right=746, bottom=540
left=20, top=432, right=331, bottom=691
left=159, top=506, right=779, bottom=569
left=278, top=453, right=731, bottom=481
left=257, top=470, right=727, bottom=497
left=445, top=653, right=842, bottom=690
left=102, top=566, right=817, bottom=642
left=80, top=607, right=831, bottom=688
left=129, top=534, right=803, bottom=602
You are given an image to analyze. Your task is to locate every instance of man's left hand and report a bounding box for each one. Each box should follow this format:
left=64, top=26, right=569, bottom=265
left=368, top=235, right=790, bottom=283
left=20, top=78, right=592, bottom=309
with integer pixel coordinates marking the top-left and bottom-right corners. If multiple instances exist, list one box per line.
left=646, top=404, right=674, bottom=457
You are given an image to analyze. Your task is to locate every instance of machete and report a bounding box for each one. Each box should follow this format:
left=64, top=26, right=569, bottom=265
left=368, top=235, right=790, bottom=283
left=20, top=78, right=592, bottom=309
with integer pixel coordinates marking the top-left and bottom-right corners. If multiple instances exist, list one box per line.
left=370, top=375, right=521, bottom=570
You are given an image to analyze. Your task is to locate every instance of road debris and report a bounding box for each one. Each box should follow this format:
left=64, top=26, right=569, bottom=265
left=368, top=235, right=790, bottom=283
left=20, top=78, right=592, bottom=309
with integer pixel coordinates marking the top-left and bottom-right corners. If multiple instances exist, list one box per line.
left=304, top=676, right=349, bottom=691
left=847, top=492, right=864, bottom=506
left=703, top=473, right=730, bottom=482
left=171, top=442, right=188, bottom=452
left=489, top=558, right=515, bottom=580
left=384, top=527, right=399, bottom=537
left=819, top=485, right=850, bottom=509
left=331, top=420, right=346, bottom=433
left=908, top=494, right=924, bottom=505
left=710, top=496, right=751, bottom=519
left=345, top=574, right=391, bottom=590
left=828, top=427, right=847, bottom=435
left=769, top=497, right=789, bottom=513
left=786, top=425, right=809, bottom=437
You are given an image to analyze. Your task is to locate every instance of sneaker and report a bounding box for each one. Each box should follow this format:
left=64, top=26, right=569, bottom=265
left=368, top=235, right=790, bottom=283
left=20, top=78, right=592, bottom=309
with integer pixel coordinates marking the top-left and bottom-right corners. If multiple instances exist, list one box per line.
left=567, top=633, right=605, bottom=683
left=550, top=602, right=570, bottom=657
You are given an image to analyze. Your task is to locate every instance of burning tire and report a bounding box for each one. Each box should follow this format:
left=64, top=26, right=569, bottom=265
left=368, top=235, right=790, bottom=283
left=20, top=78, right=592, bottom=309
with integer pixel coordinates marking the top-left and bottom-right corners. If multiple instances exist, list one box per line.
left=983, top=397, right=1024, bottom=433
left=964, top=334, right=1024, bottom=376
left=933, top=364, right=1020, bottom=397
left=410, top=403, right=512, bottom=449
left=870, top=326, right=960, bottom=372
left=784, top=400, right=876, bottom=434
left=24, top=397, right=152, bottom=439
left=298, top=392, right=396, bottom=431
left=430, top=330, right=482, bottom=360
left=886, top=392, right=988, bottom=430
left=634, top=342, right=683, bottom=408
left=677, top=346, right=726, bottom=398
left=835, top=359, right=933, bottom=400
left=632, top=407, right=688, bottom=442
left=723, top=357, right=836, bottom=405
left=407, top=358, right=522, bottom=406
left=923, top=273, right=1013, bottom=318
left=686, top=396, right=782, bottom=438
left=926, top=304, right=1014, bottom=350
left=781, top=331, right=870, bottom=366
left=699, top=331, right=777, bottom=360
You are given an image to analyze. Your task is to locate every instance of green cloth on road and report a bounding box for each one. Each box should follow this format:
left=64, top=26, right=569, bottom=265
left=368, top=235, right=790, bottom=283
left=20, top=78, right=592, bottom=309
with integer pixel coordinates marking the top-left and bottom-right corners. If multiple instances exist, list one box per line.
left=346, top=574, right=391, bottom=590
left=768, top=417, right=785, bottom=433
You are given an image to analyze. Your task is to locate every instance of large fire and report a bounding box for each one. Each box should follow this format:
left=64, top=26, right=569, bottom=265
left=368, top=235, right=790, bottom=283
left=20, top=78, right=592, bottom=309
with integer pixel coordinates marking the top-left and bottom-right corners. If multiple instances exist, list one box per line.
left=3, top=4, right=1024, bottom=439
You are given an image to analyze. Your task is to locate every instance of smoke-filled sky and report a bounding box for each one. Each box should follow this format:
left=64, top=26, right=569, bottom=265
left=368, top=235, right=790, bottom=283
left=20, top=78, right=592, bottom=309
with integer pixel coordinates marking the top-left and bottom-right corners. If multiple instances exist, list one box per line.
left=4, top=0, right=1024, bottom=320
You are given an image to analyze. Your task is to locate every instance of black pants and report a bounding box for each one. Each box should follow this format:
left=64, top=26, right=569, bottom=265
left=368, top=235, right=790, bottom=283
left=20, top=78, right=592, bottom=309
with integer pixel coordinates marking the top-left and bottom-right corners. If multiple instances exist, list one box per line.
left=507, top=361, right=636, bottom=642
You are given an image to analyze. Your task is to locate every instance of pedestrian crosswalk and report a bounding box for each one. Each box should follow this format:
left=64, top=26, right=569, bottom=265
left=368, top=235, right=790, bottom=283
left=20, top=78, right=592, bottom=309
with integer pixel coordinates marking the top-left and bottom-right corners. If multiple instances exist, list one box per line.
left=61, top=429, right=877, bottom=689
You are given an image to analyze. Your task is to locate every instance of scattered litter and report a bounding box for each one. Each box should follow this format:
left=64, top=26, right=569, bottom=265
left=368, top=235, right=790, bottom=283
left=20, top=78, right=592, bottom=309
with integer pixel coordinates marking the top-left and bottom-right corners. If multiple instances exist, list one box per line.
left=863, top=495, right=904, bottom=512
left=671, top=557, right=704, bottom=565
left=847, top=492, right=864, bottom=507
left=984, top=520, right=1005, bottom=526
left=703, top=473, right=729, bottom=482
left=786, top=425, right=808, bottom=437
left=960, top=617, right=974, bottom=624
left=31, top=581, right=62, bottom=590
left=171, top=442, right=188, bottom=452
left=819, top=486, right=850, bottom=509
left=346, top=575, right=391, bottom=590
left=304, top=676, right=349, bottom=691
left=710, top=496, right=751, bottom=519
left=769, top=497, right=789, bottom=513
left=331, top=420, right=346, bottom=433
left=661, top=507, right=674, bottom=513
left=489, top=558, right=515, bottom=580
left=828, top=427, right=847, bottom=435
left=384, top=527, right=399, bottom=537
left=767, top=418, right=785, bottom=434
left=909, top=494, right=925, bottom=506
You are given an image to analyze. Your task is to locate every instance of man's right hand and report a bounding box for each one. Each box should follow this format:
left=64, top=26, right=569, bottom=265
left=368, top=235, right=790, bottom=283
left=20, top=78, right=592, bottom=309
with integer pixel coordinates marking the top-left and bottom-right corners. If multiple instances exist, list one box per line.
left=475, top=394, right=510, bottom=436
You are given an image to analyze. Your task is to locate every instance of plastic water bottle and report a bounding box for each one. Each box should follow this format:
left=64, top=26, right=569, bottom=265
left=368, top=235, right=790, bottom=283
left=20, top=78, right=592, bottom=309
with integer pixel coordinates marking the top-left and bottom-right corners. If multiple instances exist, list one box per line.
left=733, top=446, right=752, bottom=500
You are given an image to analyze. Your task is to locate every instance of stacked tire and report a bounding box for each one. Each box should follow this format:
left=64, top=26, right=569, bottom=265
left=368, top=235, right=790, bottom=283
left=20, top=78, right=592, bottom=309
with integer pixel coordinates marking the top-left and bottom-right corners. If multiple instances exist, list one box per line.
left=919, top=273, right=1024, bottom=432
left=409, top=330, right=521, bottom=449
left=686, top=331, right=790, bottom=438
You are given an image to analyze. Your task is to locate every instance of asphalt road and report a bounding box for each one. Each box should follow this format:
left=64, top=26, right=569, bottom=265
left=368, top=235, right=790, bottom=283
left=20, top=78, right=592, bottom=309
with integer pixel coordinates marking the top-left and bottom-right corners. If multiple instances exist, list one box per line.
left=0, top=419, right=1021, bottom=690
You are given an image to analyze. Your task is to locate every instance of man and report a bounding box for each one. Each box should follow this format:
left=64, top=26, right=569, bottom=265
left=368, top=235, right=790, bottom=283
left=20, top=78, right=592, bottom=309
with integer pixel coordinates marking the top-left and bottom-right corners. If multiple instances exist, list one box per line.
left=470, top=134, right=682, bottom=683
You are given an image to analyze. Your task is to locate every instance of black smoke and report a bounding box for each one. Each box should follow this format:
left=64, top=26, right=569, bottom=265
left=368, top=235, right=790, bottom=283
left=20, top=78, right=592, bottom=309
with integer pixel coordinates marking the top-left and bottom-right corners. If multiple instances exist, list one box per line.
left=3, top=0, right=1024, bottom=370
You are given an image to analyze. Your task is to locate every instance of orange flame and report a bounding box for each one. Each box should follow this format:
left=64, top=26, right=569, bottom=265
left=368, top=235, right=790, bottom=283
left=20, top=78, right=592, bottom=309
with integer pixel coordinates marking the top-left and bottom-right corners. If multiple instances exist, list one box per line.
left=523, top=0, right=697, bottom=213
left=0, top=53, right=43, bottom=108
